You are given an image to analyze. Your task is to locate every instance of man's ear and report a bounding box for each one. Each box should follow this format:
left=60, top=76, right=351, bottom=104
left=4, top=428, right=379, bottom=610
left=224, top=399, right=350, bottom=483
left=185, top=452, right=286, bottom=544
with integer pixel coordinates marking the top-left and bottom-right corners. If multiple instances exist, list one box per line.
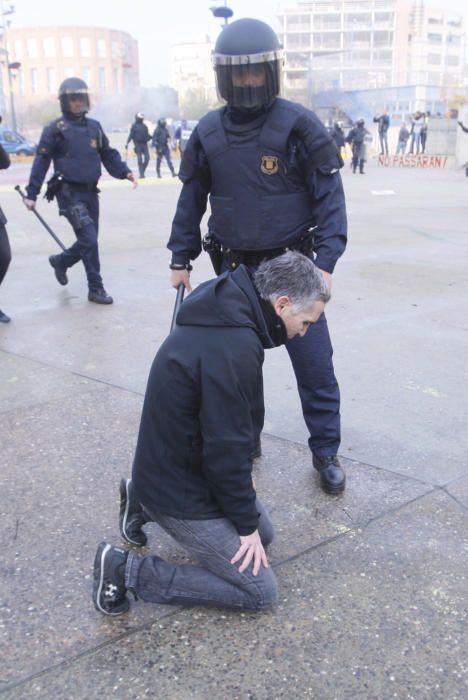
left=272, top=295, right=290, bottom=316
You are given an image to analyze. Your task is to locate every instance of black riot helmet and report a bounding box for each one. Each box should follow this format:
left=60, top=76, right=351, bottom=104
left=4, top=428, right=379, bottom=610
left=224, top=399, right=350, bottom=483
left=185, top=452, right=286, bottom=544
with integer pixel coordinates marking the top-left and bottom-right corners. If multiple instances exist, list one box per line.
left=212, top=18, right=283, bottom=112
left=158, top=118, right=167, bottom=128
left=135, top=112, right=144, bottom=121
left=58, top=77, right=90, bottom=116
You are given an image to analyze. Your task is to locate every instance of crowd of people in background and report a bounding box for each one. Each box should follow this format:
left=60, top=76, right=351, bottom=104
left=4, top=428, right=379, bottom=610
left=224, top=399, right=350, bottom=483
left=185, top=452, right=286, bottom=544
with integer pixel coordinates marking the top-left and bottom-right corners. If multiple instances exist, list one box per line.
left=329, top=108, right=434, bottom=166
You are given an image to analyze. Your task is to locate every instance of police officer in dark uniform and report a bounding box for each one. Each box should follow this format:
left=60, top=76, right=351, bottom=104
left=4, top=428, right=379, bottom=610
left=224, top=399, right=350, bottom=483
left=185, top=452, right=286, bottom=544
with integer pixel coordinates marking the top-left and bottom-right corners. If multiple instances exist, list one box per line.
left=345, top=119, right=369, bottom=174
left=0, top=131, right=11, bottom=323
left=152, top=118, right=176, bottom=178
left=24, top=78, right=136, bottom=304
left=168, top=18, right=348, bottom=494
left=126, top=112, right=151, bottom=178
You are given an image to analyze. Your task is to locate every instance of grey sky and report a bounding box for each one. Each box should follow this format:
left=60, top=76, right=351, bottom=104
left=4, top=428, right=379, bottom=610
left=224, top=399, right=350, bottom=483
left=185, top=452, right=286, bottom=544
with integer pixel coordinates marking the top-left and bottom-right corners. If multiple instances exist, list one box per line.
left=6, top=0, right=468, bottom=88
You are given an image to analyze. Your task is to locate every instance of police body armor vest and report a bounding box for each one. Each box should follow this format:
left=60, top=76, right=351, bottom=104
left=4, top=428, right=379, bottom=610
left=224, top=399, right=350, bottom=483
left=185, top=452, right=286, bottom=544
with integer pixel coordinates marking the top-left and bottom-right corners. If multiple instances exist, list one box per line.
left=52, top=118, right=102, bottom=184
left=198, top=99, right=316, bottom=251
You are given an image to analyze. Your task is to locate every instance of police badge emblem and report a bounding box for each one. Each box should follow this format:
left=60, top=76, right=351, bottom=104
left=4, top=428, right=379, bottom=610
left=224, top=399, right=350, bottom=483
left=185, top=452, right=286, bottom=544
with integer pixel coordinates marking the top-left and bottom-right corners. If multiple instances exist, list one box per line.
left=90, top=139, right=98, bottom=149
left=260, top=155, right=279, bottom=175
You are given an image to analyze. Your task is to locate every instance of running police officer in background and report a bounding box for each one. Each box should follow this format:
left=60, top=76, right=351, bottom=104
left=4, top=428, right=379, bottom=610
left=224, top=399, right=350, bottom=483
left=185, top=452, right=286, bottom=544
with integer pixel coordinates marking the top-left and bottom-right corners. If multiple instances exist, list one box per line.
left=23, top=78, right=136, bottom=305
left=168, top=18, right=348, bottom=495
left=126, top=112, right=151, bottom=178
left=152, top=118, right=176, bottom=178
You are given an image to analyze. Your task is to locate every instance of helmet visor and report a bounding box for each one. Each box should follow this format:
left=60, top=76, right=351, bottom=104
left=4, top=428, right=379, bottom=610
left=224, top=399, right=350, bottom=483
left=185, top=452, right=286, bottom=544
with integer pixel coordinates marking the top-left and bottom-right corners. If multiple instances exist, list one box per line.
left=60, top=89, right=90, bottom=115
left=213, top=50, right=283, bottom=109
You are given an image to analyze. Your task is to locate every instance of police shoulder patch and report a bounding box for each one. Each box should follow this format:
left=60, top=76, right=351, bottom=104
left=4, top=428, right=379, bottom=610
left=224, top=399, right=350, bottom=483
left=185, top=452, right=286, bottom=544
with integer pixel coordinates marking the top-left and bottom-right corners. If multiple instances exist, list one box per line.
left=260, top=154, right=279, bottom=175
left=89, top=138, right=98, bottom=149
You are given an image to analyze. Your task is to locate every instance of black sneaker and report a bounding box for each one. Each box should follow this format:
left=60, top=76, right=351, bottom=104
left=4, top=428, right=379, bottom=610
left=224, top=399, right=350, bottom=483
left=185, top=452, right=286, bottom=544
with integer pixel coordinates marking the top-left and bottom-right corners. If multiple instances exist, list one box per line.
left=312, top=454, right=346, bottom=494
left=93, top=542, right=131, bottom=616
left=88, top=288, right=113, bottom=305
left=49, top=255, right=68, bottom=286
left=119, top=478, right=148, bottom=547
left=0, top=309, right=11, bottom=323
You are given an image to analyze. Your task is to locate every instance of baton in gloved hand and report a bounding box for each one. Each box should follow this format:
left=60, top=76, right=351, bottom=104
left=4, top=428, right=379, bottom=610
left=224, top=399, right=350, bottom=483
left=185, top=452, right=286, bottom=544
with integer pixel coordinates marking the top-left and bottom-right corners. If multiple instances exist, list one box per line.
left=170, top=284, right=185, bottom=332
left=15, top=185, right=67, bottom=251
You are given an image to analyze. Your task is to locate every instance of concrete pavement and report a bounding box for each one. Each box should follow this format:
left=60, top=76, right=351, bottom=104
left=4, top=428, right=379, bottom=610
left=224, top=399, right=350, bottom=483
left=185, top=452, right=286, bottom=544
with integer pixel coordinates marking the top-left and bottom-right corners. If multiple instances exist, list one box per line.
left=0, top=160, right=467, bottom=699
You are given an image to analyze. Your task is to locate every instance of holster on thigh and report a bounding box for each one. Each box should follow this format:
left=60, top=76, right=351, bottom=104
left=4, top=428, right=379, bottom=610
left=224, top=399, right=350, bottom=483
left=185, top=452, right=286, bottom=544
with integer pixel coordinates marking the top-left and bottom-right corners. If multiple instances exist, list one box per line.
left=61, top=202, right=93, bottom=230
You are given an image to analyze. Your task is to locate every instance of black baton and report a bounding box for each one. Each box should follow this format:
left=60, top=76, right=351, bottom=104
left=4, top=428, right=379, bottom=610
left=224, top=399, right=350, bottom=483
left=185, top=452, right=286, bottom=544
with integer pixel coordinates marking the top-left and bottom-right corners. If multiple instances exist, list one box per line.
left=170, top=284, right=185, bottom=332
left=15, top=184, right=67, bottom=252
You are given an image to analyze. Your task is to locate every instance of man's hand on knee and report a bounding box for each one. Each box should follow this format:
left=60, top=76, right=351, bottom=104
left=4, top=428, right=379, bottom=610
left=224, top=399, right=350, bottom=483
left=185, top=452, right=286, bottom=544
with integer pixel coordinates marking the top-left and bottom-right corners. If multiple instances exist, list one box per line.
left=231, top=529, right=269, bottom=577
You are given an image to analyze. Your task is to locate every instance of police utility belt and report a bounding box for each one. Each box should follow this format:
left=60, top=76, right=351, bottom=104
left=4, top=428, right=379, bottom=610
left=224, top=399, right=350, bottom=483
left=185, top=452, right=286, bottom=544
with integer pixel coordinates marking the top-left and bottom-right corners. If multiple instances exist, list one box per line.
left=45, top=173, right=99, bottom=202
left=202, top=231, right=315, bottom=273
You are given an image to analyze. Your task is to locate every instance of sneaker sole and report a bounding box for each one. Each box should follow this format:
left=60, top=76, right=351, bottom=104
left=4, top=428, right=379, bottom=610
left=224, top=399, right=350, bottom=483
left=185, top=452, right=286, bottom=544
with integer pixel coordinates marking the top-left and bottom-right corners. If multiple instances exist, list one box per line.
left=120, top=479, right=146, bottom=547
left=93, top=542, right=129, bottom=616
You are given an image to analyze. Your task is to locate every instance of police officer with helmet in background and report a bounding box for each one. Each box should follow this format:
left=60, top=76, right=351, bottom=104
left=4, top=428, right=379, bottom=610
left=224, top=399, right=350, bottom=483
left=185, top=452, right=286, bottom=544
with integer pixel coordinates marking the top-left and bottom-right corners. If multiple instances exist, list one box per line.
left=126, top=112, right=151, bottom=178
left=168, top=18, right=348, bottom=495
left=23, top=77, right=137, bottom=305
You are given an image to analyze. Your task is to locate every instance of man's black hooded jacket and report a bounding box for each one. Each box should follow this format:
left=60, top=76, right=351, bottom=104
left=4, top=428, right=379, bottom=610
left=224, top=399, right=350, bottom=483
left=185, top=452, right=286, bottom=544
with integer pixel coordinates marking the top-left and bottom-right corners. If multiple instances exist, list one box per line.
left=132, top=266, right=285, bottom=535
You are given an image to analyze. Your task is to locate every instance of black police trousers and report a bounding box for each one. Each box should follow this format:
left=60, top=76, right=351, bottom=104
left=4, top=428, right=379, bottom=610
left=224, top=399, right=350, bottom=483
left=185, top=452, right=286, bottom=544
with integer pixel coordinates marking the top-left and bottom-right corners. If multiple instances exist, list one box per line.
left=135, top=143, right=150, bottom=178
left=220, top=260, right=340, bottom=457
left=0, top=223, right=11, bottom=287
left=156, top=146, right=175, bottom=177
left=55, top=189, right=103, bottom=291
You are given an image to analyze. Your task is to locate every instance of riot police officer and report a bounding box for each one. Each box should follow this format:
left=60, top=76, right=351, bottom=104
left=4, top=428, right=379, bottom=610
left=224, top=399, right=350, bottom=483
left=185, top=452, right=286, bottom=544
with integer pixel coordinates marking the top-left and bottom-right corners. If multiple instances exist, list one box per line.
left=0, top=135, right=11, bottom=323
left=126, top=112, right=151, bottom=178
left=152, top=118, right=176, bottom=178
left=345, top=119, right=370, bottom=174
left=23, top=78, right=136, bottom=304
left=168, top=18, right=348, bottom=494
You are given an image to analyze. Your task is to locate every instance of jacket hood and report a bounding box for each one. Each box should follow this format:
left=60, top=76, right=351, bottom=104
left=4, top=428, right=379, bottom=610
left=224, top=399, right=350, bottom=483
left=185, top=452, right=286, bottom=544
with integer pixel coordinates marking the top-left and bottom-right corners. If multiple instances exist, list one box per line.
left=176, top=266, right=282, bottom=349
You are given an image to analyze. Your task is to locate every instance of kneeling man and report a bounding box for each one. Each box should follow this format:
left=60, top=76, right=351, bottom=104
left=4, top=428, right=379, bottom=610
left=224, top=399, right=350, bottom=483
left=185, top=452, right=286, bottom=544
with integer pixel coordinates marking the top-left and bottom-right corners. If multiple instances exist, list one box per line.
left=93, top=251, right=330, bottom=616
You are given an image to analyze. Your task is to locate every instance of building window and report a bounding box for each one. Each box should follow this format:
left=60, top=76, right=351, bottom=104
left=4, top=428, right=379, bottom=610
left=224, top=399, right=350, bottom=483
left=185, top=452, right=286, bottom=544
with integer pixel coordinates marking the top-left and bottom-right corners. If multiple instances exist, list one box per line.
left=373, top=31, right=393, bottom=46
left=80, top=37, right=91, bottom=57
left=81, top=66, right=91, bottom=85
left=62, top=37, right=73, bottom=57
left=43, top=37, right=56, bottom=58
left=14, top=39, right=22, bottom=59
left=27, top=38, right=38, bottom=58
left=46, top=67, right=56, bottom=93
left=427, top=33, right=442, bottom=44
left=30, top=68, right=38, bottom=94
left=427, top=53, right=441, bottom=65
left=112, top=41, right=119, bottom=60
left=98, top=67, right=106, bottom=91
left=446, top=35, right=461, bottom=46
left=97, top=39, right=106, bottom=58
left=446, top=55, right=459, bottom=66
left=113, top=67, right=119, bottom=91
left=64, top=66, right=75, bottom=78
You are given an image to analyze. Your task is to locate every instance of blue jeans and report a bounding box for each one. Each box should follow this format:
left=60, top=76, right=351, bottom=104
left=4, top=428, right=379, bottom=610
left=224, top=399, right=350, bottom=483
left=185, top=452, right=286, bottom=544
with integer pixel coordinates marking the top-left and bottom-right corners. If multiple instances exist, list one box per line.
left=125, top=499, right=278, bottom=610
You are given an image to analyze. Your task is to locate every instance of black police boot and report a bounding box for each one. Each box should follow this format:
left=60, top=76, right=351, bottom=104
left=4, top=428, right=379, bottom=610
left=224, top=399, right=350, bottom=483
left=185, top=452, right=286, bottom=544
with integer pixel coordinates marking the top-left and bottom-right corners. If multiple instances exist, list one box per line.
left=88, top=287, right=113, bottom=305
left=49, top=255, right=68, bottom=286
left=157, top=172, right=162, bottom=179
left=313, top=454, right=346, bottom=494
left=93, top=542, right=135, bottom=616
left=119, top=478, right=148, bottom=546
left=0, top=309, right=11, bottom=323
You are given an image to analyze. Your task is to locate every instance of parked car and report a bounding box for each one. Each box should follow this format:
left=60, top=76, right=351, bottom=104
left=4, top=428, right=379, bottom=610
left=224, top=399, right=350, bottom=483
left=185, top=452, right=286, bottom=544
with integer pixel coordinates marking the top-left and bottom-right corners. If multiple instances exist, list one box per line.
left=0, top=127, right=37, bottom=156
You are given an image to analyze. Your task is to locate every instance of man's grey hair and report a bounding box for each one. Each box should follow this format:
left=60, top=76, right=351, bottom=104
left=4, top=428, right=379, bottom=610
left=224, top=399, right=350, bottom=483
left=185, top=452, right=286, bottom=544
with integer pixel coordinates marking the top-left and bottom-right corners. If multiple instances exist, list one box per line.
left=253, top=251, right=330, bottom=312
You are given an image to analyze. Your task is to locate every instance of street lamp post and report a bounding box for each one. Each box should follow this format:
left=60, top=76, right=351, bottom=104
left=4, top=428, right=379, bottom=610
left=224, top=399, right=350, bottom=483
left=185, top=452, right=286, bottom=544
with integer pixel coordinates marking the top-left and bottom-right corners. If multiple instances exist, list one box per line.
left=209, top=1, right=233, bottom=26
left=0, top=1, right=17, bottom=129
